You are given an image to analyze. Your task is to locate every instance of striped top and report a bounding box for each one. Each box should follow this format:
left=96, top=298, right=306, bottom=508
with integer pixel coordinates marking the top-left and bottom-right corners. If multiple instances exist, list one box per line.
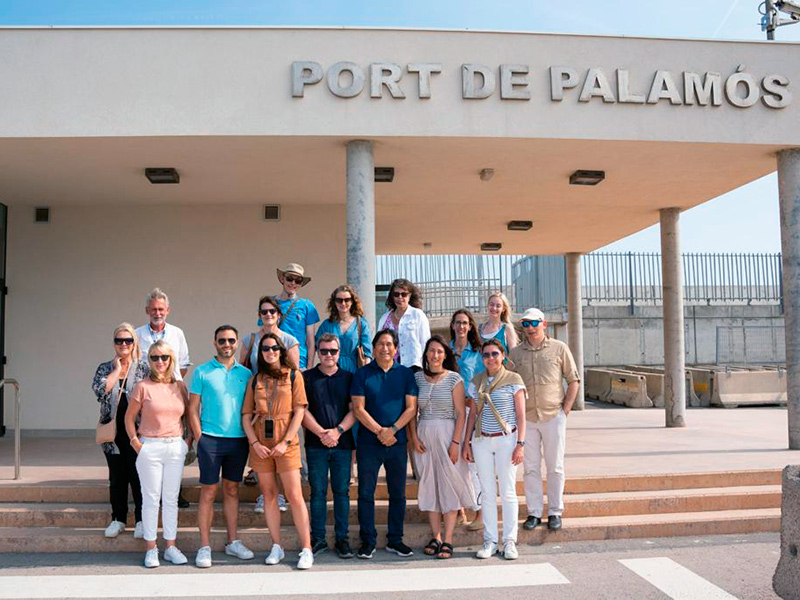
left=415, top=371, right=463, bottom=421
left=468, top=379, right=524, bottom=435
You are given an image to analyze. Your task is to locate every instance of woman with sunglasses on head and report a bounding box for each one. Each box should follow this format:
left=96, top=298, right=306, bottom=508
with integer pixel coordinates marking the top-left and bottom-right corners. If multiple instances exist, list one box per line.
left=92, top=323, right=150, bottom=540
left=377, top=278, right=431, bottom=373
left=126, top=340, right=191, bottom=568
left=242, top=333, right=314, bottom=570
left=316, top=284, right=372, bottom=373
left=479, top=292, right=518, bottom=354
left=407, top=336, right=475, bottom=560
left=462, top=339, right=526, bottom=561
left=241, top=296, right=301, bottom=374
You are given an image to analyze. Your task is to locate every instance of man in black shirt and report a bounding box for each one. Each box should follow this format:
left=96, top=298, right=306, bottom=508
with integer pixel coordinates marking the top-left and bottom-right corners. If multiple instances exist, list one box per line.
left=303, top=333, right=357, bottom=558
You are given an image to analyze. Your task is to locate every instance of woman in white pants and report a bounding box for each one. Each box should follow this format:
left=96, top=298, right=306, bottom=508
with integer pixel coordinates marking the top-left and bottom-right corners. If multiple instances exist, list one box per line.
left=463, top=339, right=526, bottom=560
left=126, top=340, right=191, bottom=568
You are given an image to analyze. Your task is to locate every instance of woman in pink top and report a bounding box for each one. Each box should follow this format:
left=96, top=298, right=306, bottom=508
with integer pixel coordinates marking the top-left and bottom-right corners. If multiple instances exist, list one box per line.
left=126, top=340, right=190, bottom=568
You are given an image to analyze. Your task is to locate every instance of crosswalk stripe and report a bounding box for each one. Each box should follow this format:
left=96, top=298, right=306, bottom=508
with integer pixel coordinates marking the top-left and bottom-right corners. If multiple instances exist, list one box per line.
left=0, top=563, right=570, bottom=598
left=619, top=557, right=738, bottom=600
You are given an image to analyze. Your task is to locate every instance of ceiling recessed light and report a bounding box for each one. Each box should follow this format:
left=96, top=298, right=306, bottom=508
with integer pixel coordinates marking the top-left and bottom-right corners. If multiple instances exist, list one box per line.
left=507, top=220, right=533, bottom=231
left=145, top=167, right=180, bottom=184
left=481, top=242, right=502, bottom=251
left=569, top=170, right=605, bottom=186
left=375, top=167, right=395, bottom=183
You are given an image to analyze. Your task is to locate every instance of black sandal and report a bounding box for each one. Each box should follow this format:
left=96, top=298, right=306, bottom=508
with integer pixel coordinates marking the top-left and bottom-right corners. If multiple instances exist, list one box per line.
left=436, top=542, right=454, bottom=559
left=424, top=538, right=442, bottom=556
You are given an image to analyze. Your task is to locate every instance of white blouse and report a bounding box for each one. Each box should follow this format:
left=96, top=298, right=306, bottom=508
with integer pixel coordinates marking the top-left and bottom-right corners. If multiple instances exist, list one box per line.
left=377, top=305, right=431, bottom=368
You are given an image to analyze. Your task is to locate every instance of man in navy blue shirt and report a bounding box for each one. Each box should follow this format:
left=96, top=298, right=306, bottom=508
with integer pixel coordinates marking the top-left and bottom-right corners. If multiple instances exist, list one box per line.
left=351, top=329, right=419, bottom=559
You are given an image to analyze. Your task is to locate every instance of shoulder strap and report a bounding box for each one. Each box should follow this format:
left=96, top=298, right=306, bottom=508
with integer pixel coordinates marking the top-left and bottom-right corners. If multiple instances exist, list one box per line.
left=276, top=296, right=299, bottom=327
left=357, top=317, right=363, bottom=350
left=244, top=333, right=257, bottom=370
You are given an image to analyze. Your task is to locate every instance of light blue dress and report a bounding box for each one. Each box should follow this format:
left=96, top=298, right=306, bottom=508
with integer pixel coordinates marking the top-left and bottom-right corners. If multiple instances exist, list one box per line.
left=316, top=316, right=373, bottom=373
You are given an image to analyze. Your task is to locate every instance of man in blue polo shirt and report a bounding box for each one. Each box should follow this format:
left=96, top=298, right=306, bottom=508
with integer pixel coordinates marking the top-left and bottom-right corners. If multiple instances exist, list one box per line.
left=351, top=329, right=418, bottom=559
left=188, top=325, right=254, bottom=568
left=274, top=262, right=320, bottom=369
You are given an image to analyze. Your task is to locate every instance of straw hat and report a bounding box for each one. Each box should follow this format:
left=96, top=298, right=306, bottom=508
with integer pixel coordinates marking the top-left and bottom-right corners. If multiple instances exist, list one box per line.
left=276, top=262, right=311, bottom=286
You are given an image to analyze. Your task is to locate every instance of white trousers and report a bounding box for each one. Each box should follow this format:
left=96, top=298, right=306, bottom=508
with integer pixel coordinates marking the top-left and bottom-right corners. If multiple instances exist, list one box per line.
left=135, top=437, right=187, bottom=542
left=472, top=432, right=518, bottom=544
left=523, top=409, right=566, bottom=518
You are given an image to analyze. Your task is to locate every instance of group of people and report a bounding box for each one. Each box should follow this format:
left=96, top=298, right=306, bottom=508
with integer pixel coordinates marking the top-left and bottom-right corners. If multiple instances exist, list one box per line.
left=92, top=262, right=581, bottom=569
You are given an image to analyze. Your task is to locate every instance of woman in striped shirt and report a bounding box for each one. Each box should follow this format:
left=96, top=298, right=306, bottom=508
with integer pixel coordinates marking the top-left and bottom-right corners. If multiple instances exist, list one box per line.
left=408, top=336, right=476, bottom=559
left=463, top=339, right=526, bottom=561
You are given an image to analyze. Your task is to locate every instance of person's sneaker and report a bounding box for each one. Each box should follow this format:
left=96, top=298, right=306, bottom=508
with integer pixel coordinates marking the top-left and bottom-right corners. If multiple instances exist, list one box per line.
left=503, top=541, right=519, bottom=560
left=225, top=539, right=254, bottom=560
left=357, top=544, right=375, bottom=559
left=311, top=539, right=328, bottom=555
left=335, top=539, right=355, bottom=559
left=254, top=495, right=265, bottom=514
left=177, top=490, right=190, bottom=509
left=104, top=520, right=126, bottom=538
left=385, top=541, right=414, bottom=557
left=548, top=515, right=563, bottom=531
left=522, top=516, right=542, bottom=531
left=164, top=545, right=188, bottom=565
left=195, top=546, right=212, bottom=568
left=144, top=547, right=160, bottom=568
left=466, top=515, right=484, bottom=531
left=133, top=521, right=144, bottom=539
left=476, top=541, right=498, bottom=559
left=265, top=544, right=285, bottom=565
left=297, top=548, right=314, bottom=570
left=277, top=494, right=288, bottom=512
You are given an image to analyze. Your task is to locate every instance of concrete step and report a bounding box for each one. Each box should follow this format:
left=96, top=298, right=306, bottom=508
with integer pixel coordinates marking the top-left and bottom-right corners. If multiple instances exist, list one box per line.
left=0, top=508, right=780, bottom=553
left=0, top=469, right=781, bottom=503
left=0, top=485, right=780, bottom=528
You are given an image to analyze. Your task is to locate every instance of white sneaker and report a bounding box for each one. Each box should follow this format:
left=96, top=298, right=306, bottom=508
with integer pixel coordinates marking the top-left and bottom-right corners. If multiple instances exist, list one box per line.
left=254, top=495, right=265, bottom=514
left=265, top=544, right=285, bottom=565
left=133, top=521, right=144, bottom=539
left=144, top=547, right=159, bottom=568
left=195, top=545, right=212, bottom=568
left=476, top=541, right=498, bottom=559
left=278, top=494, right=288, bottom=512
left=164, top=545, right=188, bottom=565
left=225, top=539, right=254, bottom=560
left=503, top=541, right=519, bottom=560
left=104, top=520, right=126, bottom=538
left=297, top=547, right=314, bottom=570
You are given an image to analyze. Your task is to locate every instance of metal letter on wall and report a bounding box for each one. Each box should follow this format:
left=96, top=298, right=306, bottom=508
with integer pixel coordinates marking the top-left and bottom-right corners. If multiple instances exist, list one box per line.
left=550, top=66, right=579, bottom=101
left=500, top=64, right=531, bottom=100
left=370, top=63, right=406, bottom=99
left=407, top=63, right=442, bottom=99
left=291, top=61, right=323, bottom=97
left=616, top=69, right=645, bottom=104
left=327, top=62, right=366, bottom=98
left=725, top=68, right=759, bottom=108
left=647, top=70, right=683, bottom=105
left=462, top=64, right=496, bottom=99
left=683, top=71, right=722, bottom=106
left=761, top=74, right=792, bottom=109
left=579, top=68, right=616, bottom=103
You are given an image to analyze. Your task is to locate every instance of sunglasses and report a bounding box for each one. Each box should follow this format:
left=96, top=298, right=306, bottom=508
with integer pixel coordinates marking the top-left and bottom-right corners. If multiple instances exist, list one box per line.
left=319, top=348, right=339, bottom=356
left=482, top=351, right=502, bottom=359
left=521, top=320, right=542, bottom=328
left=260, top=344, right=281, bottom=353
left=392, top=291, right=410, bottom=298
left=259, top=308, right=278, bottom=316
left=114, top=338, right=134, bottom=346
left=151, top=355, right=171, bottom=363
left=216, top=338, right=237, bottom=345
left=335, top=297, right=353, bottom=304
left=284, top=275, right=304, bottom=285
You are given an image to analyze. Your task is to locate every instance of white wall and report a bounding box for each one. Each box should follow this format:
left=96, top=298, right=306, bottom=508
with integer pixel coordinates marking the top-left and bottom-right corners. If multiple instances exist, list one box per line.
left=5, top=203, right=346, bottom=430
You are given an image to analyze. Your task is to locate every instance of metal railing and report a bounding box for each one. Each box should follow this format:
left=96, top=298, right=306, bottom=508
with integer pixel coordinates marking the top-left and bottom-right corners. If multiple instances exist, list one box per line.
left=1, top=378, right=20, bottom=480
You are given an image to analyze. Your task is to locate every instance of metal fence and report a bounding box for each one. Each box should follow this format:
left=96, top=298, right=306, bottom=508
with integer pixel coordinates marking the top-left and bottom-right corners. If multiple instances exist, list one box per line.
left=715, top=325, right=786, bottom=365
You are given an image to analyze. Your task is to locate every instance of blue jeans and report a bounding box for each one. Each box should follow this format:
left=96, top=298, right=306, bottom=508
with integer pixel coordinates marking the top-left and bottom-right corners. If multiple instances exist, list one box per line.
left=306, top=446, right=352, bottom=542
left=357, top=443, right=407, bottom=546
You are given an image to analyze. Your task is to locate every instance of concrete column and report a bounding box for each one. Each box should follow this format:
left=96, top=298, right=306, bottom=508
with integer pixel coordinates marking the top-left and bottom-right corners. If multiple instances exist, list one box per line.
left=660, top=207, right=686, bottom=428
left=346, top=140, right=376, bottom=329
left=566, top=253, right=585, bottom=411
left=778, top=148, right=800, bottom=449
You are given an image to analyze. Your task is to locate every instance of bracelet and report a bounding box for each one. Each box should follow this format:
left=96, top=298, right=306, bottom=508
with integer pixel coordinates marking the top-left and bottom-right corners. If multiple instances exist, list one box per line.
left=450, top=440, right=460, bottom=445
left=250, top=440, right=259, bottom=447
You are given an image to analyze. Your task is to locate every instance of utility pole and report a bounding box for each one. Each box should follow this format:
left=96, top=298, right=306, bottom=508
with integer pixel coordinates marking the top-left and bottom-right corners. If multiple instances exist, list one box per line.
left=766, top=0, right=776, bottom=39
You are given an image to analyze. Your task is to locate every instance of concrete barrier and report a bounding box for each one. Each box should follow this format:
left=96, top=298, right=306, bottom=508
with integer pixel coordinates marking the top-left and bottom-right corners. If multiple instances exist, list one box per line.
left=584, top=368, right=653, bottom=408
left=686, top=367, right=715, bottom=407
left=773, top=465, right=800, bottom=600
left=711, top=368, right=787, bottom=407
left=624, top=365, right=703, bottom=407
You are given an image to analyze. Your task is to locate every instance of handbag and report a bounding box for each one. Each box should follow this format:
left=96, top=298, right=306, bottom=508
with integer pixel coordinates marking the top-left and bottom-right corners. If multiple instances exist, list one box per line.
left=96, top=379, right=122, bottom=444
left=356, top=318, right=371, bottom=368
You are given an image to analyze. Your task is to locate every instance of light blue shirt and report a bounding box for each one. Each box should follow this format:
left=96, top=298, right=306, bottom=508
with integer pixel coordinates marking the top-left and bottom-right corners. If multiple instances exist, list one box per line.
left=189, top=357, right=251, bottom=438
left=450, top=340, right=485, bottom=392
left=315, top=317, right=373, bottom=373
left=275, top=296, right=320, bottom=369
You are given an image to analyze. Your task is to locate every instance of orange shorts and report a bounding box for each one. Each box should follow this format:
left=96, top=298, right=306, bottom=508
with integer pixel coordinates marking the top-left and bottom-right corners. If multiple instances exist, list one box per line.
left=248, top=439, right=301, bottom=474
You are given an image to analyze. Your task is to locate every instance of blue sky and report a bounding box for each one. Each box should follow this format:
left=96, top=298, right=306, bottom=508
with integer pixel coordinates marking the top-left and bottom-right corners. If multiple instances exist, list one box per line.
left=1, top=1, right=797, bottom=253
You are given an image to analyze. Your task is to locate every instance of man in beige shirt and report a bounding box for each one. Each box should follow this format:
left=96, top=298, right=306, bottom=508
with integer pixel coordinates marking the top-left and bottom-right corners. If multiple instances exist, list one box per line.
left=509, top=307, right=580, bottom=532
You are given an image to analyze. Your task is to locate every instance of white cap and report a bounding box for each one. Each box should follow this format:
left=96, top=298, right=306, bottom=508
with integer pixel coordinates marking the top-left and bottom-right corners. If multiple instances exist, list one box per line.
left=520, top=307, right=546, bottom=322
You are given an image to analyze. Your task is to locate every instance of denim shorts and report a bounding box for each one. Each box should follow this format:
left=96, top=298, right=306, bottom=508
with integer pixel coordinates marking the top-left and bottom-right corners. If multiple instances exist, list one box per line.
left=197, top=434, right=250, bottom=485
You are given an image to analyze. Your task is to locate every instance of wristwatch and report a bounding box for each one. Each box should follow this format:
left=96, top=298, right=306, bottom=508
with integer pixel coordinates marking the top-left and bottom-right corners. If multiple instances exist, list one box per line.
left=516, top=440, right=526, bottom=447
left=390, top=424, right=399, bottom=434
left=336, top=425, right=345, bottom=435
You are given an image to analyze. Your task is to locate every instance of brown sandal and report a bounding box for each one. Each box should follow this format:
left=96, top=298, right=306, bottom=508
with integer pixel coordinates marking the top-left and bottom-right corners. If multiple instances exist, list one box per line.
left=424, top=538, right=442, bottom=556
left=436, top=542, right=454, bottom=559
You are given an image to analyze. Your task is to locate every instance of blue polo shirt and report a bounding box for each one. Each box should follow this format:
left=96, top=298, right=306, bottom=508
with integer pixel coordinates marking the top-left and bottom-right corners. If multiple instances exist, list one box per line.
left=350, top=361, right=419, bottom=446
left=274, top=296, right=320, bottom=369
left=189, top=358, right=251, bottom=438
